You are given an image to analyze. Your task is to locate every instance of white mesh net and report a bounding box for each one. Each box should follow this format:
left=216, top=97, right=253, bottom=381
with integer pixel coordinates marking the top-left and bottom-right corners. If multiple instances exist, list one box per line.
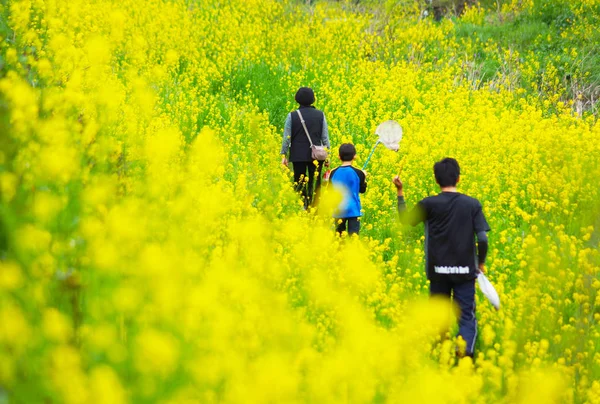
left=477, top=273, right=501, bottom=310
left=376, top=120, right=403, bottom=151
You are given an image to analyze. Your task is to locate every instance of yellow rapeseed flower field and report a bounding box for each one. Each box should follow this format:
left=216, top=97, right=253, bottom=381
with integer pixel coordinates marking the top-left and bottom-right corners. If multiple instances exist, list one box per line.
left=1, top=0, right=599, bottom=402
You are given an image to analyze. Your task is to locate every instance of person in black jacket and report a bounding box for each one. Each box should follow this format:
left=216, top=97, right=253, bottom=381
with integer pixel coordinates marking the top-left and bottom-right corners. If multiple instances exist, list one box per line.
left=281, top=87, right=330, bottom=209
left=393, top=158, right=491, bottom=358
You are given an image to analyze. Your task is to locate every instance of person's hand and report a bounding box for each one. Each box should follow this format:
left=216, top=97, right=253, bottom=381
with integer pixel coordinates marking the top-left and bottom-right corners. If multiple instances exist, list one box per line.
left=478, top=263, right=485, bottom=274
left=393, top=175, right=403, bottom=190
left=393, top=176, right=403, bottom=196
left=281, top=156, right=288, bottom=166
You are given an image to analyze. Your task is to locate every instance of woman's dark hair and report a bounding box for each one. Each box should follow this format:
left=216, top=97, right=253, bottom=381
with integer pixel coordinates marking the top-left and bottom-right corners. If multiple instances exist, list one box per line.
left=434, top=157, right=460, bottom=187
left=295, top=87, right=315, bottom=106
left=339, top=143, right=356, bottom=162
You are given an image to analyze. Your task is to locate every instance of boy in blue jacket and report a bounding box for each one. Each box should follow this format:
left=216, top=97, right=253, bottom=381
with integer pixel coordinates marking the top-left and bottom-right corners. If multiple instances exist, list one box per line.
left=329, top=143, right=367, bottom=235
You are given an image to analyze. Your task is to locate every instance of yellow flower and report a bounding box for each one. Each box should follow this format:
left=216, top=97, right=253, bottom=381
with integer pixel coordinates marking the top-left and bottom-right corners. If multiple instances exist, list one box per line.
left=0, top=261, right=23, bottom=290
left=135, top=329, right=180, bottom=377
left=42, top=309, right=73, bottom=343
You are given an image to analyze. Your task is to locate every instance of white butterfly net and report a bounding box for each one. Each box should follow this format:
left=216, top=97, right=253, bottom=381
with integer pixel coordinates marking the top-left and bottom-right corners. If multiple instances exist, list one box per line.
left=376, top=120, right=403, bottom=151
left=477, top=273, right=501, bottom=310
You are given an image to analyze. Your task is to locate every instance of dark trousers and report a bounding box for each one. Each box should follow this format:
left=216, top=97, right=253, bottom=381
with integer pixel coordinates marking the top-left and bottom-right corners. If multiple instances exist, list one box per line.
left=430, top=278, right=477, bottom=356
left=335, top=217, right=360, bottom=235
left=292, top=161, right=323, bottom=208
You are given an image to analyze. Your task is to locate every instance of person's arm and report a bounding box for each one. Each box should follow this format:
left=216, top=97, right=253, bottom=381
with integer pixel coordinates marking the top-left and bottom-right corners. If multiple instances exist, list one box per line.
left=281, top=113, right=292, bottom=165
left=394, top=176, right=425, bottom=226
left=476, top=231, right=488, bottom=273
left=473, top=200, right=491, bottom=273
left=357, top=169, right=367, bottom=193
left=321, top=114, right=330, bottom=148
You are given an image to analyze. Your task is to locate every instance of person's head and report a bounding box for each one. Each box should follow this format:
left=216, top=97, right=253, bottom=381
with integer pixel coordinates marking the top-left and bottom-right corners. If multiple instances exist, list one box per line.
left=339, top=143, right=356, bottom=162
left=295, top=87, right=315, bottom=106
left=434, top=157, right=460, bottom=187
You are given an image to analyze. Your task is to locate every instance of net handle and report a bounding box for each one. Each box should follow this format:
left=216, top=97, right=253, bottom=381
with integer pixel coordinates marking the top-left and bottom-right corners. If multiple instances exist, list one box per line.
left=362, top=141, right=380, bottom=170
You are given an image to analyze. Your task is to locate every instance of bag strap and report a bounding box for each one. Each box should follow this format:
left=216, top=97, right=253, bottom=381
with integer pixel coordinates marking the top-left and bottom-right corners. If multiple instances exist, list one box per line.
left=296, top=110, right=314, bottom=147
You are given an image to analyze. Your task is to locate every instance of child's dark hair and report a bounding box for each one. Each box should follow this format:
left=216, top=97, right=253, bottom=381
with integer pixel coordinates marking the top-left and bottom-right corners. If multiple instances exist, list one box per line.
left=434, top=157, right=460, bottom=187
left=339, top=143, right=356, bottom=162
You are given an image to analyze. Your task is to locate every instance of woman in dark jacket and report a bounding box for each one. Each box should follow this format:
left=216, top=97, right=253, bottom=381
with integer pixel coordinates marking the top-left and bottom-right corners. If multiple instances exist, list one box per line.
left=280, top=87, right=330, bottom=209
